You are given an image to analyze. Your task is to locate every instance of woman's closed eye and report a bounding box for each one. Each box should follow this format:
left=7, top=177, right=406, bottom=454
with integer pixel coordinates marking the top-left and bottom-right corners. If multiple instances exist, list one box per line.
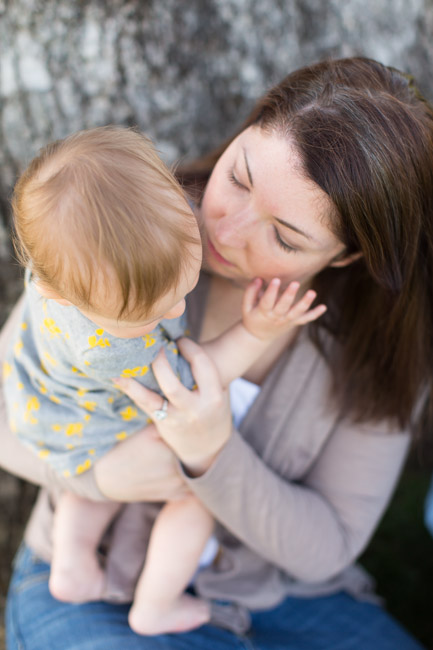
left=228, top=168, right=249, bottom=191
left=228, top=166, right=297, bottom=253
left=273, top=226, right=298, bottom=253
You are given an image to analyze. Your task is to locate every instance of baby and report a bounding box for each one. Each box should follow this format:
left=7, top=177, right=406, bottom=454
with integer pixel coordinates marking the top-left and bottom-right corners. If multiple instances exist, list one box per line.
left=3, top=126, right=325, bottom=635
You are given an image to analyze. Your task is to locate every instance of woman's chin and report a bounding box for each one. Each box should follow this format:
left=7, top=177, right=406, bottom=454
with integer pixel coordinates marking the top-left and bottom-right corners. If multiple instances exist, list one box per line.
left=202, top=263, right=249, bottom=290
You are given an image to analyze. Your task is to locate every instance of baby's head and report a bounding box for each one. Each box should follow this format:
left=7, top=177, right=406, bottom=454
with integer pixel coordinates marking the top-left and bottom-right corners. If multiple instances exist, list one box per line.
left=12, top=126, right=202, bottom=338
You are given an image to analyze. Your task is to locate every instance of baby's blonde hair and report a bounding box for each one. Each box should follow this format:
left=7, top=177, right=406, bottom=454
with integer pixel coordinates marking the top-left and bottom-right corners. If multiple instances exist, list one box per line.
left=12, top=126, right=199, bottom=318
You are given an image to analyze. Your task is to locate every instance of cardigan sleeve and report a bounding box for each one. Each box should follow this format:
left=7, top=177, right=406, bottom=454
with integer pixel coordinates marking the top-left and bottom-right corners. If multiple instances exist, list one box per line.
left=181, top=423, right=409, bottom=582
left=180, top=329, right=411, bottom=585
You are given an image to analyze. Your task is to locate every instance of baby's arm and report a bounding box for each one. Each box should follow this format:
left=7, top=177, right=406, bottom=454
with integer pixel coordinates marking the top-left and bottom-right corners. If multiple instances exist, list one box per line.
left=201, top=278, right=326, bottom=388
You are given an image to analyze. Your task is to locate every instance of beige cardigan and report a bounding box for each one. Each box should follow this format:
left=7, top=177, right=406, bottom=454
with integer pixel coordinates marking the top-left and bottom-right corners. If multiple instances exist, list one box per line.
left=0, top=278, right=410, bottom=616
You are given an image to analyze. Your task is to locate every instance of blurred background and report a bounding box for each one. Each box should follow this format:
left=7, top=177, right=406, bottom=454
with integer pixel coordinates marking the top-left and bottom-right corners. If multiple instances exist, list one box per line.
left=1, top=0, right=433, bottom=647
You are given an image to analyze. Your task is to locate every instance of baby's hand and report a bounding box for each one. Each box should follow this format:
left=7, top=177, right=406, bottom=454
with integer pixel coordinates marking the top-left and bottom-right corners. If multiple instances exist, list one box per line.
left=242, top=278, right=327, bottom=341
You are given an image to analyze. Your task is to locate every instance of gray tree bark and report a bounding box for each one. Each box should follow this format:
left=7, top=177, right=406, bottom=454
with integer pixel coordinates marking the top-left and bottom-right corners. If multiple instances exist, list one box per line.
left=0, top=0, right=433, bottom=311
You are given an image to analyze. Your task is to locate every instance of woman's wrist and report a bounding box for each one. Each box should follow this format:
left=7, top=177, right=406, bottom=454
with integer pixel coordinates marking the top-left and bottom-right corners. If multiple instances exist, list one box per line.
left=181, top=449, right=221, bottom=478
left=175, top=417, right=234, bottom=477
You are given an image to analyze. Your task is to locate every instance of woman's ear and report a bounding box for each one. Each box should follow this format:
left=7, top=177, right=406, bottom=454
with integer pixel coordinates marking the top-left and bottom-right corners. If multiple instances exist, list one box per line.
left=329, top=250, right=363, bottom=268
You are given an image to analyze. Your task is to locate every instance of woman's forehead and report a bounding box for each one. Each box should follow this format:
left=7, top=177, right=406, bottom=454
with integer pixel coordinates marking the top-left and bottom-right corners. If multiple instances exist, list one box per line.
left=235, top=127, right=340, bottom=249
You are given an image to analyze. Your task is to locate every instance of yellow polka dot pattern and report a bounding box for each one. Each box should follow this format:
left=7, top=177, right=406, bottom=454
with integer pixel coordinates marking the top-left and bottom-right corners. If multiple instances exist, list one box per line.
left=3, top=270, right=195, bottom=477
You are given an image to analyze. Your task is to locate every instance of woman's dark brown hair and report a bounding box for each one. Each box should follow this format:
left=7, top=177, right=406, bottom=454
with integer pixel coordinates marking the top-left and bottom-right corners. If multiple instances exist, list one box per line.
left=178, top=57, right=433, bottom=435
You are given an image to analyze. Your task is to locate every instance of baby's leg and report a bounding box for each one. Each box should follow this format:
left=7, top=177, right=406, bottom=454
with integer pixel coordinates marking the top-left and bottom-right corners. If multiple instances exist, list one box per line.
left=49, top=491, right=120, bottom=603
left=128, top=494, right=214, bottom=635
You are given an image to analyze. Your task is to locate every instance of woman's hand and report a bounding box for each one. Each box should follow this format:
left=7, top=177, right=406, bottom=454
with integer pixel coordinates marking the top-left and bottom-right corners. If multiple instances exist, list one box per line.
left=94, top=426, right=190, bottom=502
left=114, top=337, right=233, bottom=477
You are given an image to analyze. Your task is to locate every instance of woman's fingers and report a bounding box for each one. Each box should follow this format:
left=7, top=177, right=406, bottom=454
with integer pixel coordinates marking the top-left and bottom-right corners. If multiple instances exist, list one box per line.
left=113, top=376, right=166, bottom=417
left=113, top=341, right=230, bottom=472
left=115, top=339, right=225, bottom=422
left=151, top=347, right=196, bottom=408
left=176, top=337, right=223, bottom=400
left=115, top=348, right=195, bottom=414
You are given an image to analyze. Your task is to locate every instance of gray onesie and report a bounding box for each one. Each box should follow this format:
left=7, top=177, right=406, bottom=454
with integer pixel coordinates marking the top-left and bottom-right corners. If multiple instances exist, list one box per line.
left=3, top=270, right=194, bottom=477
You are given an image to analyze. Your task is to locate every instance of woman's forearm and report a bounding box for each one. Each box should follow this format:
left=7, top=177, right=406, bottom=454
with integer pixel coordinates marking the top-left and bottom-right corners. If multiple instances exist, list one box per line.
left=94, top=427, right=190, bottom=502
left=182, top=425, right=410, bottom=582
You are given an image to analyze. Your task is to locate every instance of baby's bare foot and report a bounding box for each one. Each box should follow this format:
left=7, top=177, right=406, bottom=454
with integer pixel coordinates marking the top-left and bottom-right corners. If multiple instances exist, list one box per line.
left=49, top=554, right=105, bottom=603
left=128, top=593, right=211, bottom=636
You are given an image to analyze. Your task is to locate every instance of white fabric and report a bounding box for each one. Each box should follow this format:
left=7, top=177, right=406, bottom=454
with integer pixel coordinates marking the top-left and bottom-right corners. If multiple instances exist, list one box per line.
left=229, top=377, right=261, bottom=429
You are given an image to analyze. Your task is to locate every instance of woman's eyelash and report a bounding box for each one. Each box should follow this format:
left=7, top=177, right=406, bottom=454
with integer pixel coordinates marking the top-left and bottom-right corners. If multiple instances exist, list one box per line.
left=228, top=169, right=247, bottom=190
left=273, top=226, right=297, bottom=253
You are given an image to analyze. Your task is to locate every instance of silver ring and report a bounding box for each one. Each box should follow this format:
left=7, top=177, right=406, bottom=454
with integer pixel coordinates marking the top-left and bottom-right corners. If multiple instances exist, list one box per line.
left=153, top=398, right=168, bottom=421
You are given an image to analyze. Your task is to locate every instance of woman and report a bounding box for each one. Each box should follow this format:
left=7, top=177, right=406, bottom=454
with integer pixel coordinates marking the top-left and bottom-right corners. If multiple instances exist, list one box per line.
left=2, top=57, right=432, bottom=649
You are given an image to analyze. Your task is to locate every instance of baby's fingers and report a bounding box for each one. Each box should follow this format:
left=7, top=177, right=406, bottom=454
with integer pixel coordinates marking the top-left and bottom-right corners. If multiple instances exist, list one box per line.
left=294, top=303, right=327, bottom=325
left=272, top=281, right=301, bottom=316
left=258, top=278, right=282, bottom=311
left=285, top=289, right=319, bottom=319
left=243, top=278, right=263, bottom=314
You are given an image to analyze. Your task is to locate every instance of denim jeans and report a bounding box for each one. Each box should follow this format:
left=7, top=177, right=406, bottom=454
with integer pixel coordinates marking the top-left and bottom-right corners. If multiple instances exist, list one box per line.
left=5, top=544, right=424, bottom=650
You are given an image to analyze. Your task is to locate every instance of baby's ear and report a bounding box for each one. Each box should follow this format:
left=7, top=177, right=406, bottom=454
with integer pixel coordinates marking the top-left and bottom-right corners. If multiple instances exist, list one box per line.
left=329, top=251, right=363, bottom=269
left=34, top=281, right=72, bottom=305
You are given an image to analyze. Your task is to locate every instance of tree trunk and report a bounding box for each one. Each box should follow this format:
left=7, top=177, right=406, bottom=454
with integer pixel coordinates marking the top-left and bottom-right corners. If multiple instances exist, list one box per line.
left=1, top=1, right=433, bottom=269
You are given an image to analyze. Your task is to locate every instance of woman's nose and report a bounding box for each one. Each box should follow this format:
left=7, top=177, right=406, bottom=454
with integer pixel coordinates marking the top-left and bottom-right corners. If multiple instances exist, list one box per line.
left=214, top=208, right=258, bottom=248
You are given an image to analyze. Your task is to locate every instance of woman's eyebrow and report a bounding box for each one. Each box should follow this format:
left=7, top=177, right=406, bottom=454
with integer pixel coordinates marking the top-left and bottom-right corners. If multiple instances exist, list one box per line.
left=243, top=148, right=315, bottom=243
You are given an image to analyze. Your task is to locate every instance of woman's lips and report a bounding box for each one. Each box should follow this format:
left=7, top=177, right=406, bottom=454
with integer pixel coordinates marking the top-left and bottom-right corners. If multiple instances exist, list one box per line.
left=207, top=238, right=235, bottom=267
